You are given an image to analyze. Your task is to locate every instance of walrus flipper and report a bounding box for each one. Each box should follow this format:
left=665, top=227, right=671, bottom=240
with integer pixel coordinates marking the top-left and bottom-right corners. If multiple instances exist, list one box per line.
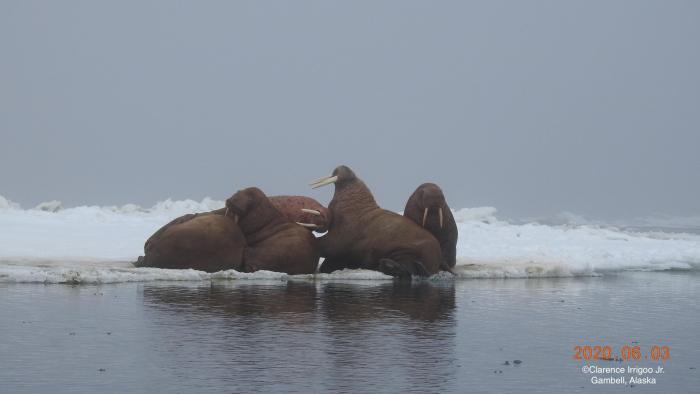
left=378, top=259, right=430, bottom=280
left=439, top=260, right=455, bottom=275
left=134, top=255, right=146, bottom=267
left=410, top=261, right=431, bottom=277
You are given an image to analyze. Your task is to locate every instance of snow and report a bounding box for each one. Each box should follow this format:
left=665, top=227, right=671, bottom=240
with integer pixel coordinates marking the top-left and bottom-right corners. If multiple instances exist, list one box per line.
left=1, top=195, right=699, bottom=283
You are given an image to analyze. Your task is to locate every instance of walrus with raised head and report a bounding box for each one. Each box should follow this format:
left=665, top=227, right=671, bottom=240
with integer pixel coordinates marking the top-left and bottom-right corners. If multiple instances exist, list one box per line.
left=225, top=187, right=319, bottom=274
left=136, top=213, right=246, bottom=272
left=310, top=165, right=442, bottom=279
left=404, top=183, right=458, bottom=270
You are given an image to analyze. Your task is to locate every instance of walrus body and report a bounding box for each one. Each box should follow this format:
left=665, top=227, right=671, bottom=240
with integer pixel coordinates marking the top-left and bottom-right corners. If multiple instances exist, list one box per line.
left=198, top=195, right=330, bottom=232
left=137, top=214, right=246, bottom=272
left=144, top=194, right=329, bottom=244
left=312, top=166, right=442, bottom=279
left=226, top=188, right=319, bottom=275
left=403, top=183, right=458, bottom=269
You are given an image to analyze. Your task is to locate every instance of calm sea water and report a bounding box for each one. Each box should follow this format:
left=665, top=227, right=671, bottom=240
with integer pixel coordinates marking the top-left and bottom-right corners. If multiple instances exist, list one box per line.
left=1, top=272, right=698, bottom=393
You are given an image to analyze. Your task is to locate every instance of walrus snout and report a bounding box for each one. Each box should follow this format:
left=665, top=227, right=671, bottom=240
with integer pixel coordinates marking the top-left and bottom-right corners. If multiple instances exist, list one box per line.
left=296, top=208, right=323, bottom=230
left=419, top=184, right=447, bottom=228
left=422, top=206, right=444, bottom=228
left=296, top=208, right=331, bottom=232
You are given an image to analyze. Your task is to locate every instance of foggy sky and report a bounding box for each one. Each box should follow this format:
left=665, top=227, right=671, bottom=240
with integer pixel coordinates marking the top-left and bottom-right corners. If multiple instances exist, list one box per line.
left=1, top=0, right=698, bottom=219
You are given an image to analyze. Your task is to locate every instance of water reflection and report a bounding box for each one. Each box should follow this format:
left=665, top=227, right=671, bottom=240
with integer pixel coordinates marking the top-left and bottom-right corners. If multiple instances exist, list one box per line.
left=141, top=280, right=455, bottom=323
left=140, top=280, right=458, bottom=392
left=143, top=281, right=318, bottom=318
left=319, top=281, right=455, bottom=322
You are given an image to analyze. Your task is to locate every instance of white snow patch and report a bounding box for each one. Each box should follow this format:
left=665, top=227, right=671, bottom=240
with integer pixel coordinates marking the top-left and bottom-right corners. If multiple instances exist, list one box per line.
left=1, top=196, right=699, bottom=283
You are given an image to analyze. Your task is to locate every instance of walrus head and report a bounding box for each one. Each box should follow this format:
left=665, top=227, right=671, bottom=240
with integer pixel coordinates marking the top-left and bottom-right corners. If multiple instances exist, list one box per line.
left=309, top=165, right=379, bottom=220
left=224, top=187, right=276, bottom=232
left=416, top=183, right=447, bottom=228
left=267, top=195, right=332, bottom=233
left=309, top=165, right=357, bottom=189
left=297, top=206, right=332, bottom=232
left=226, top=187, right=259, bottom=215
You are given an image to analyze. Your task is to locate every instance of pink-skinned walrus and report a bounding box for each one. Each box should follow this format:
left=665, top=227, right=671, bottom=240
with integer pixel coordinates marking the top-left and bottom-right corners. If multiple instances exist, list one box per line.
left=210, top=195, right=330, bottom=232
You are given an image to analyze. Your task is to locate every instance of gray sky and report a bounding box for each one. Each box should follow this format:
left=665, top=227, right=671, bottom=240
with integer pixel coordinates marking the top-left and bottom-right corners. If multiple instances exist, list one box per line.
left=1, top=0, right=698, bottom=219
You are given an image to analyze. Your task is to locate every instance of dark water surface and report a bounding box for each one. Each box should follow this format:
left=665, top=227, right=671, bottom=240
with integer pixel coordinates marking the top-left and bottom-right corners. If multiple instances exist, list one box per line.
left=1, top=273, right=699, bottom=393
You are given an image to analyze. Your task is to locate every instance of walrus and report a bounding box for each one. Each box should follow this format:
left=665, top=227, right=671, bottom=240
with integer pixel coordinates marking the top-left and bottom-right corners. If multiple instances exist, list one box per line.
left=225, top=187, right=319, bottom=274
left=143, top=195, right=330, bottom=248
left=268, top=195, right=331, bottom=232
left=136, top=213, right=246, bottom=272
left=206, top=196, right=330, bottom=232
left=310, top=165, right=442, bottom=279
left=403, top=183, right=458, bottom=270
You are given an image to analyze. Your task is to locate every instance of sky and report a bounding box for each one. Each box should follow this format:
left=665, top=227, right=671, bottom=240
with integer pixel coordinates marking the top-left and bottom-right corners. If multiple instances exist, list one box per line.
left=1, top=0, right=698, bottom=220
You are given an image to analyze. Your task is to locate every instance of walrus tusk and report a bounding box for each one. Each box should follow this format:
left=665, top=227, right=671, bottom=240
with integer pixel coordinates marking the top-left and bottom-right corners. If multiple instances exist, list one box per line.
left=422, top=207, right=428, bottom=227
left=224, top=207, right=229, bottom=218
left=296, top=222, right=319, bottom=228
left=301, top=208, right=321, bottom=216
left=439, top=208, right=443, bottom=228
left=310, top=175, right=338, bottom=189
left=309, top=175, right=331, bottom=185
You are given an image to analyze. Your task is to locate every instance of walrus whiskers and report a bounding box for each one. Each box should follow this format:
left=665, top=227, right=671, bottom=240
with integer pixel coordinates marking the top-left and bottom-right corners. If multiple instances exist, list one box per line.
left=422, top=207, right=428, bottom=227
left=301, top=208, right=321, bottom=216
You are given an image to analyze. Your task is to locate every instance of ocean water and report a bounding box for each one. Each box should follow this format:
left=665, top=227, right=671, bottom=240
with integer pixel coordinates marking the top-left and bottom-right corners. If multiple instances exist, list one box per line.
left=1, top=196, right=699, bottom=392
left=1, top=273, right=698, bottom=393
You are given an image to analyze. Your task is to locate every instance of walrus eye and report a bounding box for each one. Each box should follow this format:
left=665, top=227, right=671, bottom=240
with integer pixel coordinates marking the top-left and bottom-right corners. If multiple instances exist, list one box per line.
left=309, top=175, right=338, bottom=189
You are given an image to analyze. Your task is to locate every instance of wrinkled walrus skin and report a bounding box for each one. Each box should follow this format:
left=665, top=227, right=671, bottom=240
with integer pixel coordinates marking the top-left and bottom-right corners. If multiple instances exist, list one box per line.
left=268, top=195, right=331, bottom=232
left=137, top=214, right=246, bottom=273
left=225, top=187, right=319, bottom=275
left=403, top=183, right=458, bottom=270
left=208, top=195, right=330, bottom=232
left=311, top=165, right=442, bottom=279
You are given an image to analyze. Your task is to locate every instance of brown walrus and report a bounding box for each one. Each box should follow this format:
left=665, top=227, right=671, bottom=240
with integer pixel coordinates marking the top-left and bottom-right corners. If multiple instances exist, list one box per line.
left=208, top=196, right=330, bottom=232
left=404, top=183, right=458, bottom=270
left=137, top=193, right=325, bottom=273
left=225, top=187, right=319, bottom=274
left=136, top=213, right=246, bottom=272
left=268, top=195, right=331, bottom=232
left=144, top=195, right=330, bottom=249
left=310, top=165, right=442, bottom=279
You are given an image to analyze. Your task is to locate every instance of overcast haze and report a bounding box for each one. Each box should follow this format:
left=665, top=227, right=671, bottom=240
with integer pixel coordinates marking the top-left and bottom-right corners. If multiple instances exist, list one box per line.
left=1, top=1, right=698, bottom=219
